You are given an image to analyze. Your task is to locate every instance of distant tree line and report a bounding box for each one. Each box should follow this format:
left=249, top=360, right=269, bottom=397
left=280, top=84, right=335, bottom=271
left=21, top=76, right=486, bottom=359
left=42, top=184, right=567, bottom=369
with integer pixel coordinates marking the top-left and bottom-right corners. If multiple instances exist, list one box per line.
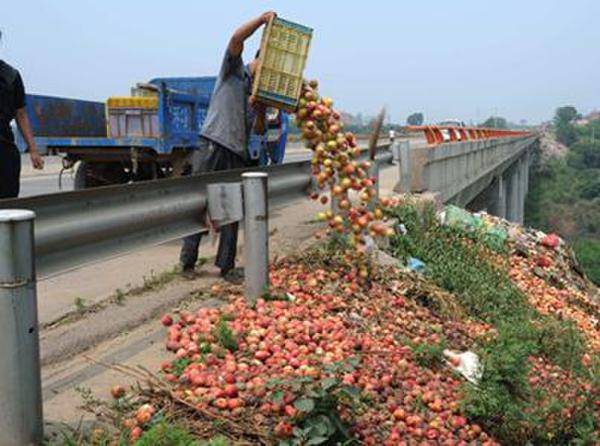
left=406, top=112, right=424, bottom=126
left=554, top=106, right=580, bottom=146
left=525, top=105, right=600, bottom=285
left=480, top=116, right=508, bottom=129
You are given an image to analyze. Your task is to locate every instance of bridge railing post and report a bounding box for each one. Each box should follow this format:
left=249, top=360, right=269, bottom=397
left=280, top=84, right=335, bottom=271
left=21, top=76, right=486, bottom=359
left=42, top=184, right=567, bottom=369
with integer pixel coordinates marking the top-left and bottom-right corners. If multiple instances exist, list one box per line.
left=242, top=173, right=269, bottom=305
left=395, top=140, right=412, bottom=193
left=0, top=210, right=44, bottom=446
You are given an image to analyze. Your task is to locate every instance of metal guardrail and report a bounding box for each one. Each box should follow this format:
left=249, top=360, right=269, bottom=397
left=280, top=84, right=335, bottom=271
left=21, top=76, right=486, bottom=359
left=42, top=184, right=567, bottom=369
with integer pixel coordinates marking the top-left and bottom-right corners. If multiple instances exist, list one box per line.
left=405, top=125, right=534, bottom=145
left=1, top=143, right=392, bottom=279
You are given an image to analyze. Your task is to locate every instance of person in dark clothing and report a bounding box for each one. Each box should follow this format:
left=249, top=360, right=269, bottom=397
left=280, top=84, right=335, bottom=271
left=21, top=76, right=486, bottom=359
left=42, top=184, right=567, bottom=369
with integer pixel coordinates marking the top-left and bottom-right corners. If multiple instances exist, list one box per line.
left=180, top=11, right=276, bottom=280
left=0, top=34, right=44, bottom=198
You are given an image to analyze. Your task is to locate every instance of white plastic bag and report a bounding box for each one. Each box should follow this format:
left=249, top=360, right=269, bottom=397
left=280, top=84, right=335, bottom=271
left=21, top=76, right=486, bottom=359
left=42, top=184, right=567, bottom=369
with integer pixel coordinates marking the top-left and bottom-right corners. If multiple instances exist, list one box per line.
left=443, top=349, right=483, bottom=384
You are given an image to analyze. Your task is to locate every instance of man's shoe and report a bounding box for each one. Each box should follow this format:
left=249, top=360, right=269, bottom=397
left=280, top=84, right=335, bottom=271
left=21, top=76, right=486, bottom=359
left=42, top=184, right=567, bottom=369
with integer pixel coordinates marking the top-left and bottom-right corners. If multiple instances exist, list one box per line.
left=221, top=267, right=245, bottom=284
left=181, top=267, right=198, bottom=280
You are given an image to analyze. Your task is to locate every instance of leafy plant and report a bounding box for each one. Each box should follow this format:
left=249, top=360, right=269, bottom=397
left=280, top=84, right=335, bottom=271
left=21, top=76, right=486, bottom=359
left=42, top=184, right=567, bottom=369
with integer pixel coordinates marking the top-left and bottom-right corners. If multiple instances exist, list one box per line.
left=388, top=204, right=527, bottom=324
left=526, top=121, right=600, bottom=286
left=268, top=360, right=362, bottom=446
left=534, top=317, right=587, bottom=372
left=386, top=203, right=597, bottom=444
left=387, top=203, right=585, bottom=369
left=409, top=338, right=447, bottom=368
left=45, top=427, right=128, bottom=446
left=261, top=291, right=292, bottom=302
left=480, top=116, right=508, bottom=129
left=133, top=422, right=200, bottom=445
left=170, top=358, right=192, bottom=377
left=113, top=288, right=126, bottom=305
left=74, top=297, right=88, bottom=314
left=213, top=316, right=238, bottom=352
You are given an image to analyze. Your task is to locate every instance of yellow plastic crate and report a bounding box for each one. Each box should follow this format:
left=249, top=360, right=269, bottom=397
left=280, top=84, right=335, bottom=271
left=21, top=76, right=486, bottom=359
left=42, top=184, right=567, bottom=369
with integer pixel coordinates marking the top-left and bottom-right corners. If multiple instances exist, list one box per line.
left=253, top=17, right=313, bottom=112
left=106, top=96, right=158, bottom=109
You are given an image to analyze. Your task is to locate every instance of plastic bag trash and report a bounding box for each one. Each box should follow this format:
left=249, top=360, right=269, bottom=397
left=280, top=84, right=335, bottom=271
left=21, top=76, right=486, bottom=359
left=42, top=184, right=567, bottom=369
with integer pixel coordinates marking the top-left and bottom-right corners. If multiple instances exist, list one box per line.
left=443, top=205, right=508, bottom=250
left=443, top=349, right=482, bottom=384
left=472, top=214, right=485, bottom=230
left=483, top=227, right=508, bottom=251
left=438, top=210, right=446, bottom=224
left=541, top=233, right=560, bottom=249
left=407, top=257, right=426, bottom=273
left=443, top=205, right=480, bottom=231
left=395, top=223, right=408, bottom=235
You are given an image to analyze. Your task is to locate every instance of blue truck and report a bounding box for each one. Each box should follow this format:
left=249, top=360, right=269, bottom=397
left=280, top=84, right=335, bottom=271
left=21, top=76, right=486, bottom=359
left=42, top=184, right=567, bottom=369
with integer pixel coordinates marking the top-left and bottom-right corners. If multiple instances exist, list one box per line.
left=20, top=77, right=289, bottom=189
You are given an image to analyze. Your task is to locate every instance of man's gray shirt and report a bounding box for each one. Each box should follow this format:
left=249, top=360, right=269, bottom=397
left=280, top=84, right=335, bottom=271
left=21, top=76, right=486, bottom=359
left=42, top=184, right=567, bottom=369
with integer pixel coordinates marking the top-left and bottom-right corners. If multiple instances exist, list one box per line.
left=200, top=50, right=252, bottom=160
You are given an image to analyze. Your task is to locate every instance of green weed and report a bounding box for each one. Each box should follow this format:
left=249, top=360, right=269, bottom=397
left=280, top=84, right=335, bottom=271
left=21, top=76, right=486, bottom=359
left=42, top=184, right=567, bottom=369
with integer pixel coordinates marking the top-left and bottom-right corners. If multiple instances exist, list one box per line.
left=74, top=297, right=87, bottom=314
left=386, top=203, right=597, bottom=444
left=268, top=359, right=363, bottom=446
left=213, top=316, right=238, bottom=352
left=133, top=422, right=199, bottom=446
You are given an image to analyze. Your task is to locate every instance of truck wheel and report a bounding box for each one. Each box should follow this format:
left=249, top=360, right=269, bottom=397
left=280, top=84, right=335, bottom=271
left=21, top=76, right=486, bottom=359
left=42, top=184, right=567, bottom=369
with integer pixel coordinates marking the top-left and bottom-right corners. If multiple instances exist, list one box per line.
left=135, top=162, right=165, bottom=181
left=74, top=162, right=129, bottom=190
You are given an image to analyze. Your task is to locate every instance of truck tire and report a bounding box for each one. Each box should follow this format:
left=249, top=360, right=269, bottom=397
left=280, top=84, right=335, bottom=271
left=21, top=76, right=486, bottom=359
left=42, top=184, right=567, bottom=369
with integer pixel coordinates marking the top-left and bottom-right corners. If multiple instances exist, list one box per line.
left=74, top=162, right=129, bottom=190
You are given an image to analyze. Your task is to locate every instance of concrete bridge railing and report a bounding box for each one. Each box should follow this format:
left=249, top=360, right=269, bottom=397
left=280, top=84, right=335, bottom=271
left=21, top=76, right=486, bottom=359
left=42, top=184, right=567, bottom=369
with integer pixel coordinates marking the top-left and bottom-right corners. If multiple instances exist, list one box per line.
left=395, top=135, right=539, bottom=223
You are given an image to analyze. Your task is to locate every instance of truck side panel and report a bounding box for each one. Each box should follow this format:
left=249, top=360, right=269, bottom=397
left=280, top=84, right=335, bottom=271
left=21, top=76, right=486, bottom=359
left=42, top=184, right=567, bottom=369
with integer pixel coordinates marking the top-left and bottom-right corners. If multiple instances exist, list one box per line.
left=25, top=94, right=106, bottom=137
left=150, top=77, right=215, bottom=153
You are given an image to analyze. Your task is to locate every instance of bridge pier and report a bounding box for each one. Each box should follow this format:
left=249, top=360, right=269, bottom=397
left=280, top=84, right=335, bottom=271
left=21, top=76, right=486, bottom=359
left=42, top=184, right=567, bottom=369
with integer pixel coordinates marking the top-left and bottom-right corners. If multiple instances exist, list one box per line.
left=502, top=151, right=531, bottom=225
left=518, top=166, right=524, bottom=223
left=488, top=176, right=507, bottom=219
left=505, top=163, right=520, bottom=224
left=523, top=150, right=530, bottom=195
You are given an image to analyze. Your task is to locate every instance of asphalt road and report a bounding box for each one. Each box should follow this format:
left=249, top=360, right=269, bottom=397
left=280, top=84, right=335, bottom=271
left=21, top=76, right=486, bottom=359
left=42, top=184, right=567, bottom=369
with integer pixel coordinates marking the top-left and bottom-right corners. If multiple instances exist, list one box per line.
left=20, top=171, right=75, bottom=197
left=18, top=138, right=418, bottom=198
left=20, top=155, right=309, bottom=196
left=18, top=146, right=314, bottom=197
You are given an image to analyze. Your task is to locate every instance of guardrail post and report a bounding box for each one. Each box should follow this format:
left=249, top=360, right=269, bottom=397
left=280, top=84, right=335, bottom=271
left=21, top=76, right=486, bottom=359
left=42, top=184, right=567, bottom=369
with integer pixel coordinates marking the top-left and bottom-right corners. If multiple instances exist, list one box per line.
left=386, top=138, right=396, bottom=165
left=0, top=209, right=43, bottom=446
left=395, top=140, right=402, bottom=182
left=242, top=173, right=269, bottom=304
left=391, top=138, right=399, bottom=163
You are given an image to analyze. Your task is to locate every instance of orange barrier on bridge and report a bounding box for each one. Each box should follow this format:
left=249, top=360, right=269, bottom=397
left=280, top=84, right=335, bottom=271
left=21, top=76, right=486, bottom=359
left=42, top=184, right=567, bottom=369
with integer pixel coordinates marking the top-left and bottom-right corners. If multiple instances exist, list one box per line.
left=405, top=125, right=532, bottom=145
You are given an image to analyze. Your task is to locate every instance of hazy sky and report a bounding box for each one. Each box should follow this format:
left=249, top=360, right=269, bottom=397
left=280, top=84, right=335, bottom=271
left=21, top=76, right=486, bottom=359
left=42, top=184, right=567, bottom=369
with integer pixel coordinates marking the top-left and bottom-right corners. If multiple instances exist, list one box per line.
left=3, top=1, right=599, bottom=124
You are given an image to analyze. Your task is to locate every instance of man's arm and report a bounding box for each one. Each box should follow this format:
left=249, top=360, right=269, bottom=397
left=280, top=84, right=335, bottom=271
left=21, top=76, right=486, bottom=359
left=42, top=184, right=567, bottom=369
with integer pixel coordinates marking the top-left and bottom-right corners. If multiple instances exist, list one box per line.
left=15, top=108, right=44, bottom=170
left=253, top=104, right=267, bottom=135
left=228, top=11, right=277, bottom=57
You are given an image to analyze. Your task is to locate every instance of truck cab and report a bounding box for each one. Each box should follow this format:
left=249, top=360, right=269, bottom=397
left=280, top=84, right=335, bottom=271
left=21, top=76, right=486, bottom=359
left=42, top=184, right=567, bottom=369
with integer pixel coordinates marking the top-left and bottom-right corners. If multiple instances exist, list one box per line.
left=22, top=77, right=288, bottom=189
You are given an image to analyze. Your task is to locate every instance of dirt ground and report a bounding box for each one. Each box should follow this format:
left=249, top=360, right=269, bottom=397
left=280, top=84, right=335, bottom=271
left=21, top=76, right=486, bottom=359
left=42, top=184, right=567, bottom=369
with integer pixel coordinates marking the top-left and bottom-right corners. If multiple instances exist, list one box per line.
left=40, top=158, right=401, bottom=432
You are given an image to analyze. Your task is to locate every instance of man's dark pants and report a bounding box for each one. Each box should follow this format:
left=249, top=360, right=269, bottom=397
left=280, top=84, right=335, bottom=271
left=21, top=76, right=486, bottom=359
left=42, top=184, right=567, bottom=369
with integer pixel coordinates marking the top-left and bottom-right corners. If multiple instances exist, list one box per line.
left=180, top=142, right=247, bottom=274
left=0, top=145, right=21, bottom=199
